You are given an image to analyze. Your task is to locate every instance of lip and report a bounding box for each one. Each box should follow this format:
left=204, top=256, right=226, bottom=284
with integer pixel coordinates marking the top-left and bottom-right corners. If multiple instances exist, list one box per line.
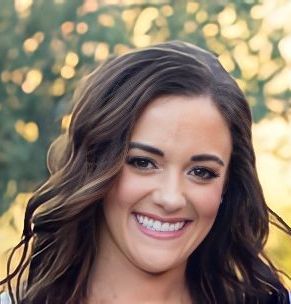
left=132, top=211, right=192, bottom=223
left=132, top=213, right=192, bottom=240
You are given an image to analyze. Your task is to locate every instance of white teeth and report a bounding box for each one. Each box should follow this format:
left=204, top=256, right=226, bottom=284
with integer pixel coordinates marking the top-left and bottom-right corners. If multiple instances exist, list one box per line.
left=135, top=214, right=185, bottom=232
left=137, top=215, right=143, bottom=223
left=153, top=221, right=161, bottom=230
left=142, top=217, right=148, bottom=226
left=161, top=223, right=169, bottom=231
left=169, top=224, right=175, bottom=231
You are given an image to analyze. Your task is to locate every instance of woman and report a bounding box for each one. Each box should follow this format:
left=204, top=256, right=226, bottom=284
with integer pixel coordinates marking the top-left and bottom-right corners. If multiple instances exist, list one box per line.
left=1, top=41, right=290, bottom=303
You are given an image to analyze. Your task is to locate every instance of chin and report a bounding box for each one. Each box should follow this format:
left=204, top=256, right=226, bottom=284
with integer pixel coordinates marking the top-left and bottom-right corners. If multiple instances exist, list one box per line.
left=137, top=257, right=185, bottom=275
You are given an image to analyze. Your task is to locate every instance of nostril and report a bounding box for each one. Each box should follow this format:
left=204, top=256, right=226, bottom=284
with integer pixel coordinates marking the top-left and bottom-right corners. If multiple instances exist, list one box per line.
left=152, top=189, right=186, bottom=209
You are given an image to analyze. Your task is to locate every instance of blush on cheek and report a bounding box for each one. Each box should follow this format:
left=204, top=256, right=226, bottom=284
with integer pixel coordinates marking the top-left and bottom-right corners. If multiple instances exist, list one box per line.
left=110, top=170, right=153, bottom=209
left=193, top=192, right=222, bottom=218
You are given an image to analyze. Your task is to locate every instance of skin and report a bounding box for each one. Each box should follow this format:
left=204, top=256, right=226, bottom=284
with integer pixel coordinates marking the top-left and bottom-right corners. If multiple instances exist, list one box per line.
left=87, top=95, right=232, bottom=303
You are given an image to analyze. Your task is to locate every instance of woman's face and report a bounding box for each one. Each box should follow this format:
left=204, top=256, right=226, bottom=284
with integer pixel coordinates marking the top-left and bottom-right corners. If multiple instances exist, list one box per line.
left=101, top=95, right=232, bottom=274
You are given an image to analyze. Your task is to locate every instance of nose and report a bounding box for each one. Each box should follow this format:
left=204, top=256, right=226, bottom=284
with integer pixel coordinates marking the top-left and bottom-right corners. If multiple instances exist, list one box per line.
left=152, top=170, right=187, bottom=213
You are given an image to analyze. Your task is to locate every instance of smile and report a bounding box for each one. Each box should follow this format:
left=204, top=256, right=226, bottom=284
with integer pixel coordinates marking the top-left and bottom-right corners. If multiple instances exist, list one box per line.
left=134, top=213, right=186, bottom=232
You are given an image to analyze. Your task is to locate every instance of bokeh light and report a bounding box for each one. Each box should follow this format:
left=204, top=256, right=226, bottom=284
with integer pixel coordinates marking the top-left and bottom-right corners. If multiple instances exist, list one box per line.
left=21, top=69, right=43, bottom=94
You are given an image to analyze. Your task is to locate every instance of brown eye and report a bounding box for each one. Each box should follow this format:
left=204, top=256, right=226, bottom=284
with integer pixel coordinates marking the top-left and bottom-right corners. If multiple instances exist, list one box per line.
left=126, top=157, right=157, bottom=170
left=189, top=167, right=219, bottom=180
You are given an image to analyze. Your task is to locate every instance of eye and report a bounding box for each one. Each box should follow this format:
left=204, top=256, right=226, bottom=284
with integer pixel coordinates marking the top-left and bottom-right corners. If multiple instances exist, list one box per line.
left=189, top=167, right=219, bottom=180
left=126, top=156, right=157, bottom=170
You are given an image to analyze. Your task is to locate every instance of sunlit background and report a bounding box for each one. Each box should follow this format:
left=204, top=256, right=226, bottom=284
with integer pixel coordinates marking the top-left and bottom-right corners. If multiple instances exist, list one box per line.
left=0, top=0, right=290, bottom=288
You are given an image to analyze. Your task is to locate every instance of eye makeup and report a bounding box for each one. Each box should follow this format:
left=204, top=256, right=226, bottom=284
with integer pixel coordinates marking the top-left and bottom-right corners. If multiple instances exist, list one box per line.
left=126, top=154, right=221, bottom=182
left=188, top=166, right=220, bottom=181
left=126, top=156, right=158, bottom=170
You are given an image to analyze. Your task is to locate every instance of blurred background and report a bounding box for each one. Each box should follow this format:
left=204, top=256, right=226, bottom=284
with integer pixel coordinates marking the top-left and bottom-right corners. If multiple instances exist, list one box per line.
left=0, top=0, right=290, bottom=287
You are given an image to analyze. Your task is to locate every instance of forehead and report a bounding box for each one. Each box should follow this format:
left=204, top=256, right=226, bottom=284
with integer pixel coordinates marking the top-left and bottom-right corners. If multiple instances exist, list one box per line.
left=131, top=95, right=232, bottom=158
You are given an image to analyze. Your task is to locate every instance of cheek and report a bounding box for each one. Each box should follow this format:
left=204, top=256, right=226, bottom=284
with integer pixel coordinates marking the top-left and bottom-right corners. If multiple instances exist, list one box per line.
left=106, top=168, right=153, bottom=209
left=188, top=185, right=222, bottom=218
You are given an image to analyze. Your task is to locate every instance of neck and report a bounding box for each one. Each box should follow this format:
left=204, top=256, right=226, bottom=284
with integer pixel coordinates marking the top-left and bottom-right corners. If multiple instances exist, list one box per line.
left=86, top=221, right=191, bottom=304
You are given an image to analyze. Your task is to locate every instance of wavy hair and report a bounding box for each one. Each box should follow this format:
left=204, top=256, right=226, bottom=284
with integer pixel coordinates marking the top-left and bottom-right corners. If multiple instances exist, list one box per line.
left=1, top=41, right=291, bottom=303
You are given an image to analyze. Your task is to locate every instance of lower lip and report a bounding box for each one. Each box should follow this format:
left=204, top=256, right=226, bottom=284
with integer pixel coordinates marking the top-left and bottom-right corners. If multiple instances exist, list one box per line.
left=133, top=214, right=191, bottom=240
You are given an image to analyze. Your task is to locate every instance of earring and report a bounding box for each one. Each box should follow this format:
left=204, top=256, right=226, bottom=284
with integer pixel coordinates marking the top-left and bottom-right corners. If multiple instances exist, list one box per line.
left=220, top=197, right=224, bottom=204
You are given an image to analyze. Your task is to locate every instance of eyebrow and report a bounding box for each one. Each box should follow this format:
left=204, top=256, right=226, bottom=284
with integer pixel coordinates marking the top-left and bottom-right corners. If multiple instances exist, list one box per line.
left=190, top=154, right=224, bottom=166
left=129, top=142, right=225, bottom=166
left=129, top=142, right=164, bottom=156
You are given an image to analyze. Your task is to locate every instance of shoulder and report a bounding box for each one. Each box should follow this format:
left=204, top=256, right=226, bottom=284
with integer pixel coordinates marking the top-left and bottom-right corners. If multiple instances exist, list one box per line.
left=0, top=292, right=11, bottom=304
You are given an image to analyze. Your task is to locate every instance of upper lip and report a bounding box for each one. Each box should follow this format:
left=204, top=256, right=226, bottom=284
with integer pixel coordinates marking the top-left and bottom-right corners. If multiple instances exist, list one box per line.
left=133, top=211, right=192, bottom=223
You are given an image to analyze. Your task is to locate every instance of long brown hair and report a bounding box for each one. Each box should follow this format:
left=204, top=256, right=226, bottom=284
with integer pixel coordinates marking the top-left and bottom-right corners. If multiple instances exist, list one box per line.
left=1, top=41, right=291, bottom=303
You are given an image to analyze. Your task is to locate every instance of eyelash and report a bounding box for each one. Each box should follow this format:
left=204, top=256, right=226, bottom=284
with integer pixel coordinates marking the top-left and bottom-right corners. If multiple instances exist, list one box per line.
left=126, top=156, right=157, bottom=170
left=188, top=167, right=219, bottom=180
left=126, top=157, right=220, bottom=180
